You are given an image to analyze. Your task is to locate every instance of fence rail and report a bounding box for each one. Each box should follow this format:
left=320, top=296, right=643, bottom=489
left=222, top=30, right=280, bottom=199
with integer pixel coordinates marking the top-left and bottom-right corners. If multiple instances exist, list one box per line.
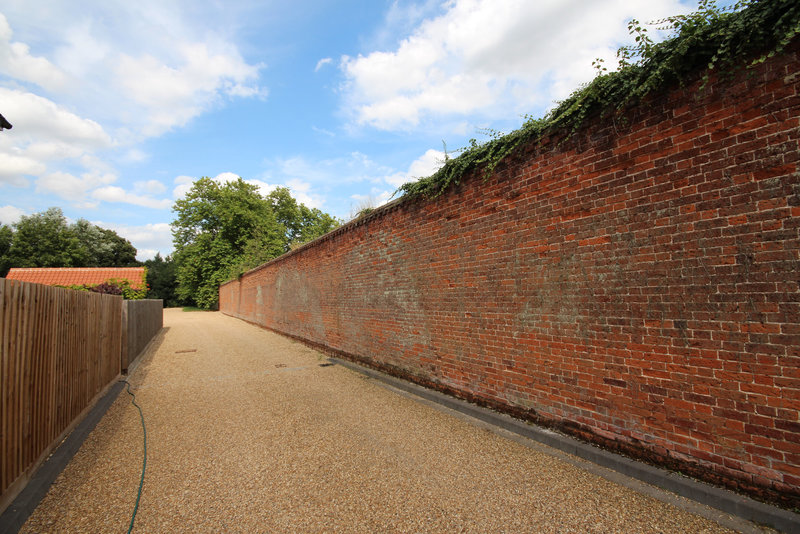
left=0, top=279, right=162, bottom=513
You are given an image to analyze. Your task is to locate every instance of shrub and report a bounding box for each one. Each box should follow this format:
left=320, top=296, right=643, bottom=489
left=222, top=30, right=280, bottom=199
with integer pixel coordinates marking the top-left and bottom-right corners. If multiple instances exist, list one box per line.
left=56, top=278, right=148, bottom=299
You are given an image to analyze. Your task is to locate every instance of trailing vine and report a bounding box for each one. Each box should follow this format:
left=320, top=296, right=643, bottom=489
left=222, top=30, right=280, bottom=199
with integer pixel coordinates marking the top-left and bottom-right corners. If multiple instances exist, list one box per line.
left=398, top=0, right=800, bottom=201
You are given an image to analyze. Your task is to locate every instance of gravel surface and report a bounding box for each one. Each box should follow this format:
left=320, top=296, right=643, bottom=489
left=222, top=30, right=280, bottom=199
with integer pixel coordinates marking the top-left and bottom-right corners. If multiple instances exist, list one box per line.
left=20, top=309, right=760, bottom=533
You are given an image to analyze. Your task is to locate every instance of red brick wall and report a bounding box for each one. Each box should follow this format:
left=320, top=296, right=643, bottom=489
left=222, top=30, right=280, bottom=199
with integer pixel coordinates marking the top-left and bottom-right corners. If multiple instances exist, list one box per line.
left=221, top=46, right=800, bottom=506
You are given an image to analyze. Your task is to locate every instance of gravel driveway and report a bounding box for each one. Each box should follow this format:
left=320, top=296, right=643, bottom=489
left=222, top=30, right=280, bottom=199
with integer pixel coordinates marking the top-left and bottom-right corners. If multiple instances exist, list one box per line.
left=20, top=309, right=760, bottom=533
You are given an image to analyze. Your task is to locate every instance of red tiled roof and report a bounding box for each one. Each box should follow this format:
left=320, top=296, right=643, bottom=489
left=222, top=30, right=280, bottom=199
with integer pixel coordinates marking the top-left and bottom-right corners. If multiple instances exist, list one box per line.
left=5, top=267, right=147, bottom=289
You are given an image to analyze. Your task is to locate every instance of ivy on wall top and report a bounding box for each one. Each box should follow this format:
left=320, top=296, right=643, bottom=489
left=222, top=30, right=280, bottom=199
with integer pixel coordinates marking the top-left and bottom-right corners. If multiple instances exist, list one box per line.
left=397, top=0, right=800, bottom=201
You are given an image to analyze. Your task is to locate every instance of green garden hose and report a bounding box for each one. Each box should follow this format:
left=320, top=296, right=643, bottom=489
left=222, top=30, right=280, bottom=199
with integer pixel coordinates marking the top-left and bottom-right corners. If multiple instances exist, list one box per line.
left=121, top=380, right=147, bottom=533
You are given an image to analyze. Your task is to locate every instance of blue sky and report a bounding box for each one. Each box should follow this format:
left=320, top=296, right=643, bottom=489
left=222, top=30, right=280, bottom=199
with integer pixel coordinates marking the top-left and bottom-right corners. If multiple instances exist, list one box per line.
left=0, top=0, right=704, bottom=260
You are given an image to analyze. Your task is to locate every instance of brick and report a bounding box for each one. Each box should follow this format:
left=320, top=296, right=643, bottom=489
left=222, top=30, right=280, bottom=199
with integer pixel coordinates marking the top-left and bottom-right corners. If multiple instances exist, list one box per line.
left=219, top=47, right=800, bottom=507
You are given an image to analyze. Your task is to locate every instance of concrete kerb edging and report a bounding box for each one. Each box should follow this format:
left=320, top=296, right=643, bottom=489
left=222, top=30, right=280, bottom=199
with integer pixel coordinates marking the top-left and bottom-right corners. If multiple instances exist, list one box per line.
left=0, top=381, right=126, bottom=534
left=328, top=357, right=800, bottom=534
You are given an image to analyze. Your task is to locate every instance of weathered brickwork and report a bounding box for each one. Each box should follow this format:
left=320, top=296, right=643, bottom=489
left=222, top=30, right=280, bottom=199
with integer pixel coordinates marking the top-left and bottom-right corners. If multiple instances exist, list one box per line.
left=221, top=46, right=800, bottom=507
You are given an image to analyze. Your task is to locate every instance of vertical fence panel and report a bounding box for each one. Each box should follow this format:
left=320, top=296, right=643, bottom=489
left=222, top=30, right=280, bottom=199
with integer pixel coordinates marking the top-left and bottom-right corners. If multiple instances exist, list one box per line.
left=0, top=280, right=10, bottom=490
left=121, top=300, right=163, bottom=371
left=0, top=280, right=125, bottom=512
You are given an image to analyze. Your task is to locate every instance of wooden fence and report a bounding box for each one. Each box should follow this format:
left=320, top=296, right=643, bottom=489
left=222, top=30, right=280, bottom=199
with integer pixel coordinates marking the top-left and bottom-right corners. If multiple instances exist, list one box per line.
left=122, top=299, right=163, bottom=371
left=0, top=279, right=162, bottom=513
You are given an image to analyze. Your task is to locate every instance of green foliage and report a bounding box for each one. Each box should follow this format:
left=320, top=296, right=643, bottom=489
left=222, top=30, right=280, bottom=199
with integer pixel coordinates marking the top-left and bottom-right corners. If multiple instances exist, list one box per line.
left=171, top=177, right=340, bottom=309
left=224, top=225, right=287, bottom=281
left=109, top=277, right=148, bottom=300
left=398, top=0, right=800, bottom=201
left=294, top=206, right=340, bottom=245
left=267, top=187, right=341, bottom=248
left=0, top=225, right=12, bottom=277
left=267, top=187, right=303, bottom=244
left=172, top=177, right=280, bottom=309
left=144, top=253, right=183, bottom=307
left=72, top=219, right=138, bottom=267
left=55, top=283, right=91, bottom=292
left=355, top=207, right=375, bottom=218
left=0, top=207, right=139, bottom=276
left=55, top=277, right=148, bottom=299
left=3, top=208, right=87, bottom=272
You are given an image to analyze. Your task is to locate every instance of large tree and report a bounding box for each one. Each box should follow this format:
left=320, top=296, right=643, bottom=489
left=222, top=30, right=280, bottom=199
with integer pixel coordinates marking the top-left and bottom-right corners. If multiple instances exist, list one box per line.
left=5, top=208, right=86, bottom=269
left=0, top=208, right=139, bottom=277
left=172, top=177, right=284, bottom=309
left=267, top=187, right=340, bottom=249
left=145, top=253, right=182, bottom=307
left=72, top=219, right=138, bottom=266
left=171, top=178, right=341, bottom=309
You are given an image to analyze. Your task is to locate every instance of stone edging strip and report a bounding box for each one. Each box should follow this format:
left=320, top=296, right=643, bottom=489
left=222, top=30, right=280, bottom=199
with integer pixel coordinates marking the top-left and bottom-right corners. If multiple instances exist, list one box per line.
left=329, top=357, right=800, bottom=534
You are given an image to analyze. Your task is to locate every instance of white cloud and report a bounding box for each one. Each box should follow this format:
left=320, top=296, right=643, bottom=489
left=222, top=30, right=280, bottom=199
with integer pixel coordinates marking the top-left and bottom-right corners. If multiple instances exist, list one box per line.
left=364, top=0, right=446, bottom=55
left=244, top=179, right=278, bottom=198
left=284, top=178, right=320, bottom=209
left=0, top=13, right=68, bottom=91
left=256, top=148, right=449, bottom=217
left=122, top=148, right=149, bottom=163
left=315, top=57, right=332, bottom=71
left=0, top=87, right=112, bottom=148
left=266, top=152, right=398, bottom=187
left=172, top=175, right=194, bottom=199
left=202, top=171, right=317, bottom=208
left=23, top=142, right=84, bottom=161
left=51, top=19, right=111, bottom=80
left=170, top=167, right=330, bottom=212
left=212, top=172, right=241, bottom=184
left=172, top=172, right=285, bottom=204
left=341, top=0, right=686, bottom=130
left=350, top=189, right=394, bottom=212
left=0, top=205, right=25, bottom=225
left=382, top=148, right=445, bottom=188
left=0, top=4, right=266, bottom=217
left=1, top=2, right=266, bottom=139
left=91, top=185, right=172, bottom=209
left=114, top=42, right=264, bottom=136
left=212, top=172, right=285, bottom=199
left=134, top=179, right=167, bottom=195
left=0, top=87, right=116, bottom=199
left=0, top=153, right=42, bottom=186
left=408, top=148, right=445, bottom=176
left=226, top=83, right=264, bottom=98
left=98, top=221, right=173, bottom=261
left=312, top=125, right=335, bottom=137
left=35, top=170, right=116, bottom=208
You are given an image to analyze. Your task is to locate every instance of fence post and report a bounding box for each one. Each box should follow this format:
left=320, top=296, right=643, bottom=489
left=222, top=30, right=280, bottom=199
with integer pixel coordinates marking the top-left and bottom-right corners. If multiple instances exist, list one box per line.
left=120, top=300, right=129, bottom=373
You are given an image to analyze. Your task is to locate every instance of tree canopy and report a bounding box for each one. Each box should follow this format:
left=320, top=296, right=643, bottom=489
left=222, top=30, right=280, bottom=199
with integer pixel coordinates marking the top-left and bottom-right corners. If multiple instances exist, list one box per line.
left=266, top=187, right=340, bottom=248
left=144, top=253, right=182, bottom=307
left=0, top=207, right=138, bottom=277
left=171, top=178, right=340, bottom=309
